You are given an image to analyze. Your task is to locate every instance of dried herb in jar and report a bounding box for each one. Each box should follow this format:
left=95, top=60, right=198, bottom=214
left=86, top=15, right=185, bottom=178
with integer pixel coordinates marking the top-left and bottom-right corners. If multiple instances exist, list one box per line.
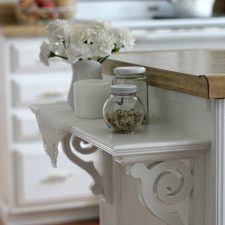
left=103, top=84, right=145, bottom=133
left=106, top=109, right=141, bottom=132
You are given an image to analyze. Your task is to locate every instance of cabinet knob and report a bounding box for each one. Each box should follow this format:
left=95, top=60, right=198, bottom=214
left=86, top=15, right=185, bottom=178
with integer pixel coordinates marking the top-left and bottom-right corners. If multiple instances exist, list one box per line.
left=38, top=90, right=66, bottom=99
left=40, top=170, right=75, bottom=183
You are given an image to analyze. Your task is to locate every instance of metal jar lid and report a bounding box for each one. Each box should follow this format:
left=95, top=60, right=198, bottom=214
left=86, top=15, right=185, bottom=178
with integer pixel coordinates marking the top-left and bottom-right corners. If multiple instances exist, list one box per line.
left=114, top=66, right=146, bottom=75
left=110, top=84, right=137, bottom=94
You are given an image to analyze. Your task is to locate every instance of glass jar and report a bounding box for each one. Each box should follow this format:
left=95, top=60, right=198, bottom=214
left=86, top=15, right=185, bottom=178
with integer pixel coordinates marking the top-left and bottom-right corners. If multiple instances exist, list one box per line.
left=112, top=66, right=149, bottom=124
left=103, top=85, right=144, bottom=133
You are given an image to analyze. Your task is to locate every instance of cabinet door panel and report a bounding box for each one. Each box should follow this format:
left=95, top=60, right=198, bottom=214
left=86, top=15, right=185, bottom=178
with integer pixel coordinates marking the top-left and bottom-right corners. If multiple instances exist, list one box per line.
left=11, top=75, right=71, bottom=106
left=13, top=110, right=40, bottom=142
left=14, top=144, right=99, bottom=206
left=9, top=40, right=70, bottom=74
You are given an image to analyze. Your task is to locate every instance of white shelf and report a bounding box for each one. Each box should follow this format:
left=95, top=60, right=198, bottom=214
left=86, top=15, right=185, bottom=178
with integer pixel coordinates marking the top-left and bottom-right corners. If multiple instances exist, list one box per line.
left=111, top=17, right=225, bottom=29
left=71, top=118, right=209, bottom=163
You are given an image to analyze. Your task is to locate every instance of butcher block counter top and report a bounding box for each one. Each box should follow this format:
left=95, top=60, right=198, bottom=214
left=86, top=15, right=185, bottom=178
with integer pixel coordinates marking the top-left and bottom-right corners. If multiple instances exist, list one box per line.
left=0, top=3, right=46, bottom=37
left=0, top=25, right=46, bottom=37
left=103, top=50, right=225, bottom=99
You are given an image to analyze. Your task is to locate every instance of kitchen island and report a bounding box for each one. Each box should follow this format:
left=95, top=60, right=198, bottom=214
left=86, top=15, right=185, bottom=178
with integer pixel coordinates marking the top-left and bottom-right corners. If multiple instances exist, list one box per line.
left=1, top=4, right=225, bottom=223
left=60, top=49, right=225, bottom=225
left=105, top=50, right=225, bottom=98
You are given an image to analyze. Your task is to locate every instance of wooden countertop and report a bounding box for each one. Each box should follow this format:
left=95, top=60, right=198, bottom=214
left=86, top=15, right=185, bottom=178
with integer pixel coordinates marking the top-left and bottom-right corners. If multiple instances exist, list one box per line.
left=0, top=24, right=46, bottom=37
left=0, top=3, right=46, bottom=37
left=103, top=50, right=225, bottom=99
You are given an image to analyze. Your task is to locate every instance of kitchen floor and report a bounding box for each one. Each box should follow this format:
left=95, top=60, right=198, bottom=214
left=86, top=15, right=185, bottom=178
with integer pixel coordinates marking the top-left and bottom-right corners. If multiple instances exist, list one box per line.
left=56, top=220, right=99, bottom=225
left=0, top=220, right=99, bottom=225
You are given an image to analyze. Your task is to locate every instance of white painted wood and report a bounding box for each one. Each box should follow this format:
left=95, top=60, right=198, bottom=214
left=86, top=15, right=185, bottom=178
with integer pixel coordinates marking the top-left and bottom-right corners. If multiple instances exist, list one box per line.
left=99, top=160, right=162, bottom=225
left=11, top=75, right=69, bottom=106
left=70, top=118, right=209, bottom=162
left=0, top=200, right=98, bottom=225
left=190, top=152, right=206, bottom=225
left=99, top=160, right=120, bottom=225
left=0, top=37, right=99, bottom=225
left=132, top=29, right=225, bottom=51
left=71, top=135, right=98, bottom=155
left=128, top=155, right=206, bottom=225
left=76, top=1, right=173, bottom=21
left=14, top=142, right=98, bottom=206
left=148, top=86, right=212, bottom=138
left=9, top=38, right=70, bottom=74
left=129, top=160, right=193, bottom=225
left=65, top=109, right=209, bottom=225
left=0, top=36, right=11, bottom=208
left=62, top=133, right=103, bottom=195
left=0, top=36, right=16, bottom=208
left=212, top=99, right=225, bottom=225
left=99, top=159, right=160, bottom=225
left=12, top=110, right=40, bottom=141
left=148, top=87, right=214, bottom=225
left=2, top=24, right=225, bottom=225
left=101, top=151, right=113, bottom=204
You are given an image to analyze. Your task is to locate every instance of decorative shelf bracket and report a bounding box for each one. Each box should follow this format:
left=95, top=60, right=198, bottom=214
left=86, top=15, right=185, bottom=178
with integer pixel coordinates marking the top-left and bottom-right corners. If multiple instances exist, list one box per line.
left=128, top=160, right=193, bottom=225
left=62, top=133, right=103, bottom=195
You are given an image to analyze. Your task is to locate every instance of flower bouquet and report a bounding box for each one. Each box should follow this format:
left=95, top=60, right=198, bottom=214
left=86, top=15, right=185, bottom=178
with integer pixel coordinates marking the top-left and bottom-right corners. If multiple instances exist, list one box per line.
left=39, top=19, right=135, bottom=66
left=39, top=19, right=135, bottom=109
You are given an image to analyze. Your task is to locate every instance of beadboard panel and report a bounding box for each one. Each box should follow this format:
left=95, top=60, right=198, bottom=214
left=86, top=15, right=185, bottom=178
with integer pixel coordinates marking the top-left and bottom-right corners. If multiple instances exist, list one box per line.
left=149, top=86, right=212, bottom=138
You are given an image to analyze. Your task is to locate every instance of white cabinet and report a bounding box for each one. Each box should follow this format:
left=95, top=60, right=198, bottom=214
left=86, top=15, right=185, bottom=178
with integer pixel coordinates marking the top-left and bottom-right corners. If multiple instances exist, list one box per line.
left=14, top=144, right=99, bottom=207
left=11, top=75, right=69, bottom=106
left=9, top=39, right=70, bottom=74
left=132, top=27, right=225, bottom=51
left=12, top=110, right=40, bottom=141
left=0, top=37, right=99, bottom=225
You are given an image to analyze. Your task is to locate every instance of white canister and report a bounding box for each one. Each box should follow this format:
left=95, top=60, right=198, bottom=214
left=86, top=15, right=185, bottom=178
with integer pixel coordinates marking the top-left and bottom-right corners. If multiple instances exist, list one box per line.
left=74, top=79, right=111, bottom=119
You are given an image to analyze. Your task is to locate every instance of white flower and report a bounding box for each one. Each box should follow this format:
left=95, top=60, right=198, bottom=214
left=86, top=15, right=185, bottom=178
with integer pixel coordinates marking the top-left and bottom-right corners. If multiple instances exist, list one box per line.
left=113, top=27, right=135, bottom=50
left=39, top=41, right=51, bottom=66
left=50, top=42, right=67, bottom=58
left=39, top=19, right=135, bottom=66
left=47, top=19, right=74, bottom=48
left=81, top=21, right=115, bottom=58
left=65, top=48, right=79, bottom=64
left=88, top=20, right=111, bottom=34
left=90, top=30, right=115, bottom=57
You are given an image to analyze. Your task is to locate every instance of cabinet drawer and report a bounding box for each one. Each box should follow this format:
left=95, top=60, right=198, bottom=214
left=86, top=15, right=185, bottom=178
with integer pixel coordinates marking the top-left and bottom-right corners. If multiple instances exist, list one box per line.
left=13, top=110, right=40, bottom=142
left=11, top=75, right=71, bottom=106
left=14, top=143, right=99, bottom=206
left=9, top=39, right=70, bottom=74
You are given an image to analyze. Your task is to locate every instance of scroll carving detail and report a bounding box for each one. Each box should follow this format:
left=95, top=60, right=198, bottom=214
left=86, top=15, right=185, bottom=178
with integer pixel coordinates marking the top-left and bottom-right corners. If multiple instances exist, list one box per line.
left=129, top=160, right=193, bottom=225
left=62, top=133, right=103, bottom=195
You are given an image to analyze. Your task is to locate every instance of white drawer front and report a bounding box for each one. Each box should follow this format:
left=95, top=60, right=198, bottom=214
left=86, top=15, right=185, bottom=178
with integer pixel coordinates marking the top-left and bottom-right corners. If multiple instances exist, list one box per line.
left=13, top=110, right=40, bottom=142
left=11, top=74, right=71, bottom=106
left=9, top=39, right=70, bottom=74
left=14, top=144, right=99, bottom=206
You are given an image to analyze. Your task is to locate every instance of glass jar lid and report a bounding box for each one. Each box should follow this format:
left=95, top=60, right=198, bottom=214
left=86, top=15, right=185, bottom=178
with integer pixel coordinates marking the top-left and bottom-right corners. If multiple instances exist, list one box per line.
left=114, top=66, right=146, bottom=75
left=110, top=84, right=137, bottom=94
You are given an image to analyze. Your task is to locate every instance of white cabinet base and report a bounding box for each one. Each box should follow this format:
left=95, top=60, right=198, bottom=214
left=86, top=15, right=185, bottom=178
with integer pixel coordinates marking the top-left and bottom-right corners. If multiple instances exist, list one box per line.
left=0, top=37, right=99, bottom=225
left=0, top=201, right=98, bottom=225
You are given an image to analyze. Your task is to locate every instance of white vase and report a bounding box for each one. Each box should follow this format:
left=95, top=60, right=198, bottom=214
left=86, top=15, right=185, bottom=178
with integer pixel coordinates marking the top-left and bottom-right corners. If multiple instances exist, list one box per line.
left=67, top=60, right=102, bottom=110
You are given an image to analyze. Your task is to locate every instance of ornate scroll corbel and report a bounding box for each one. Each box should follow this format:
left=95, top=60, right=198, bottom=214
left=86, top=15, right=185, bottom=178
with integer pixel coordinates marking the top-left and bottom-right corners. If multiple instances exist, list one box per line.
left=62, top=133, right=103, bottom=195
left=128, top=160, right=193, bottom=225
